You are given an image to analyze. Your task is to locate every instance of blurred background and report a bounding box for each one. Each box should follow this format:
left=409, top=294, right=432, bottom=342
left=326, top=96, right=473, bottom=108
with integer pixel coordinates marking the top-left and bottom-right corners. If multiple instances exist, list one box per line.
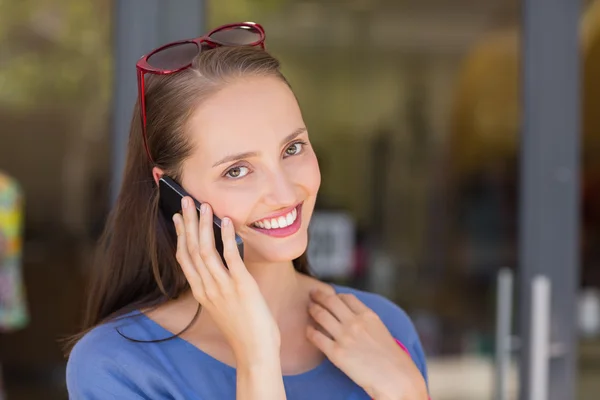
left=0, top=0, right=599, bottom=399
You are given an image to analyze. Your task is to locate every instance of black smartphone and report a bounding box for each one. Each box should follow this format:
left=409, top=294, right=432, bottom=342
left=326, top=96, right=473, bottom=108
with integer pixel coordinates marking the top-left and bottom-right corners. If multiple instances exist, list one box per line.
left=158, top=176, right=244, bottom=263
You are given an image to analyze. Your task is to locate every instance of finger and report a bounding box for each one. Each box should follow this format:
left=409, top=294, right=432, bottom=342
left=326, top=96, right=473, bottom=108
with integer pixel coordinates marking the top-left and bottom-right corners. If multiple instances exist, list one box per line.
left=181, top=197, right=215, bottom=290
left=198, top=203, right=229, bottom=285
left=310, top=289, right=354, bottom=322
left=308, top=302, right=342, bottom=339
left=221, top=217, right=247, bottom=279
left=173, top=214, right=205, bottom=298
left=306, top=325, right=335, bottom=355
left=338, top=293, right=370, bottom=315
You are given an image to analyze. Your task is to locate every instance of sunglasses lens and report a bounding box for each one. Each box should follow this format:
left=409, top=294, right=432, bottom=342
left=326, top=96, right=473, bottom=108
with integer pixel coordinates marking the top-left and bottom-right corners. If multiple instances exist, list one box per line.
left=147, top=42, right=199, bottom=70
left=209, top=25, right=262, bottom=45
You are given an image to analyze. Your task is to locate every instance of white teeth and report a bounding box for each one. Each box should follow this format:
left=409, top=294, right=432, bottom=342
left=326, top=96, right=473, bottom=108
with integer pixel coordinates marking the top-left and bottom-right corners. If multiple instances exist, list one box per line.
left=253, top=207, right=299, bottom=230
left=278, top=216, right=288, bottom=228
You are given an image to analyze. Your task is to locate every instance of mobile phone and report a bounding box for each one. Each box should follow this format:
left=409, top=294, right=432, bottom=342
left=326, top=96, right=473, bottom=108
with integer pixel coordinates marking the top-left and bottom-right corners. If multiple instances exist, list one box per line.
left=158, top=176, right=244, bottom=263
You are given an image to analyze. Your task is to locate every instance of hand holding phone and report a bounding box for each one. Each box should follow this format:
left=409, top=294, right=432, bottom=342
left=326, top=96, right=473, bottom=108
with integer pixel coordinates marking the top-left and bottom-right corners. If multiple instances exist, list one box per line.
left=172, top=200, right=282, bottom=368
left=158, top=176, right=244, bottom=262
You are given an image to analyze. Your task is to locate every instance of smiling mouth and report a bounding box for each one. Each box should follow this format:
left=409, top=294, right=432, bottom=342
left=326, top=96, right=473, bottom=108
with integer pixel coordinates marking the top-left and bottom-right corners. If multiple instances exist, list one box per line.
left=251, top=205, right=299, bottom=229
left=249, top=203, right=303, bottom=237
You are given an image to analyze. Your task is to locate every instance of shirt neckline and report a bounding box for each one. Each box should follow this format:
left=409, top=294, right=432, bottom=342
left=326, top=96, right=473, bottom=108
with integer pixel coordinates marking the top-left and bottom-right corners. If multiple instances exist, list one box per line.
left=127, top=284, right=345, bottom=381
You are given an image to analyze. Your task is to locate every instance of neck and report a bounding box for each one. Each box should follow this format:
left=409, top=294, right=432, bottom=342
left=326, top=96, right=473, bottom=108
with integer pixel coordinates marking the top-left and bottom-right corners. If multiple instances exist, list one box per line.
left=244, top=258, right=303, bottom=321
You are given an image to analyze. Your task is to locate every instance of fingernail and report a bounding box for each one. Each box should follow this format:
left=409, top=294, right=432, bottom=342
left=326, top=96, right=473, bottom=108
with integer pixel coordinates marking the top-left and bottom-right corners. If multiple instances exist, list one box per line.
left=182, top=198, right=188, bottom=209
left=222, top=217, right=230, bottom=227
left=200, top=203, right=207, bottom=214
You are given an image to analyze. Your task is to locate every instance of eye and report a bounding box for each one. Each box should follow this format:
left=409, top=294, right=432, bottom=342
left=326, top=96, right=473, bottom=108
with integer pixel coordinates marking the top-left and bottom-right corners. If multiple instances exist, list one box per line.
left=225, top=166, right=250, bottom=179
left=284, top=141, right=306, bottom=157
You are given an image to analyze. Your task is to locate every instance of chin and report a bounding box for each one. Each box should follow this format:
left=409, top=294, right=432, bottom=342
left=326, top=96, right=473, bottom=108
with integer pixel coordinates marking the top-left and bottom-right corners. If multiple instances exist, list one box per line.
left=243, top=232, right=308, bottom=264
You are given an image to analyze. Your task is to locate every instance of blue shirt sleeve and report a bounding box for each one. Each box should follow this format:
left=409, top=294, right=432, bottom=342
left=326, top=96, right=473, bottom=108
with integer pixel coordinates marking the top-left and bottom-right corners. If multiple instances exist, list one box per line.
left=66, top=327, right=148, bottom=399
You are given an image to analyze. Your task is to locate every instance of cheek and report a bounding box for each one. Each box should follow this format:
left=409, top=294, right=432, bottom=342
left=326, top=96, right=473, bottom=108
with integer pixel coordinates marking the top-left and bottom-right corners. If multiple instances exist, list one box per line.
left=207, top=186, right=258, bottom=227
left=296, top=153, right=321, bottom=194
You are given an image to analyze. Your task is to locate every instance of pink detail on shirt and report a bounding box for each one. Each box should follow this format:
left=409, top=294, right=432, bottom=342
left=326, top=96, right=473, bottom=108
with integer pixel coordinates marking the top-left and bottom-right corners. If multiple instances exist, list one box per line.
left=383, top=338, right=430, bottom=400
left=395, top=338, right=409, bottom=354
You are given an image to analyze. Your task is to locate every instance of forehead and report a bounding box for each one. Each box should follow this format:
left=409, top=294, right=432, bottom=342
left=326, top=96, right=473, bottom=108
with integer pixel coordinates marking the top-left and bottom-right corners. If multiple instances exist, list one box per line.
left=186, top=76, right=303, bottom=161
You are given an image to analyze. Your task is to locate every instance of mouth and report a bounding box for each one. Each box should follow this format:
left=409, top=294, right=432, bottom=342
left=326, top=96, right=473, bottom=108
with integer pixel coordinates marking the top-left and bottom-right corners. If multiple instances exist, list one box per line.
left=249, top=203, right=303, bottom=238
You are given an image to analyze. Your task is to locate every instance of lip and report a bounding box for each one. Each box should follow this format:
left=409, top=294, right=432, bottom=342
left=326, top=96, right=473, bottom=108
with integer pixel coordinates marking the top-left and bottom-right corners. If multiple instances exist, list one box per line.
left=250, top=203, right=301, bottom=225
left=249, top=203, right=303, bottom=238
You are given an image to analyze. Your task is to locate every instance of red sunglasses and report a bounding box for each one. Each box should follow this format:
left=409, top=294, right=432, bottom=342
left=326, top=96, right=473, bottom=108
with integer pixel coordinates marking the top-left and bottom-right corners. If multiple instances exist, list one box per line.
left=136, top=22, right=266, bottom=164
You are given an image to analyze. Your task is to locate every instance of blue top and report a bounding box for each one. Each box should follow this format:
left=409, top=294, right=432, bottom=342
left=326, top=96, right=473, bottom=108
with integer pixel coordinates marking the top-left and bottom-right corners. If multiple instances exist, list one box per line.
left=66, top=285, right=428, bottom=400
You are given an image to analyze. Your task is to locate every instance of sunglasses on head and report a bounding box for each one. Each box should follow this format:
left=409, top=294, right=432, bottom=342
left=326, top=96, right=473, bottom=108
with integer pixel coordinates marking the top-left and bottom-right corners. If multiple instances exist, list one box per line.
left=136, top=22, right=266, bottom=163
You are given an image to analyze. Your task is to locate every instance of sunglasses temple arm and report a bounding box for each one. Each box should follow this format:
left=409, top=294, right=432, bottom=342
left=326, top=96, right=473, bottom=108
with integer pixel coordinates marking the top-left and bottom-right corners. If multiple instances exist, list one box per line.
left=137, top=69, right=154, bottom=164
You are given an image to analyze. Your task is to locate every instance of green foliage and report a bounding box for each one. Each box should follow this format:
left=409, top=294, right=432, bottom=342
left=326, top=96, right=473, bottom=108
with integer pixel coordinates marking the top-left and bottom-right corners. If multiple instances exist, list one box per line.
left=208, top=0, right=285, bottom=26
left=0, top=0, right=111, bottom=110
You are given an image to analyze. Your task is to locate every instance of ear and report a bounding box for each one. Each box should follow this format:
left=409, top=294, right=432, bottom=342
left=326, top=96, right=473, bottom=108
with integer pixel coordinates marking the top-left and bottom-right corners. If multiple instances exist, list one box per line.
left=152, top=167, right=165, bottom=186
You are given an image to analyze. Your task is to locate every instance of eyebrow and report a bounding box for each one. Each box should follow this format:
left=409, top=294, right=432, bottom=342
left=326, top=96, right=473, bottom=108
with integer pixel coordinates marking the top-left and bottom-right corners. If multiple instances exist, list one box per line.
left=211, top=127, right=307, bottom=168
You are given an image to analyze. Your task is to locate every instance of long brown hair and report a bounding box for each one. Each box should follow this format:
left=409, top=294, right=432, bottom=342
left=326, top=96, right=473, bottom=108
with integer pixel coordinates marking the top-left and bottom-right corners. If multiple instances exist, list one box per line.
left=64, top=46, right=311, bottom=355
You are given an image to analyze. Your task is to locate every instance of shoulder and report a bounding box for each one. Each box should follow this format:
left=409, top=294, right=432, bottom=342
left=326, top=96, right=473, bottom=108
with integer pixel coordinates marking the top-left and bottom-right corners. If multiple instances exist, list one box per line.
left=68, top=314, right=143, bottom=361
left=66, top=314, right=152, bottom=398
left=333, top=285, right=429, bottom=383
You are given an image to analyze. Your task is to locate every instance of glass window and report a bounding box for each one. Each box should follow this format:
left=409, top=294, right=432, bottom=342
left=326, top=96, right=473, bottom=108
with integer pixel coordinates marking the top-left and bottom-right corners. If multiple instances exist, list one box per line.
left=0, top=1, right=112, bottom=397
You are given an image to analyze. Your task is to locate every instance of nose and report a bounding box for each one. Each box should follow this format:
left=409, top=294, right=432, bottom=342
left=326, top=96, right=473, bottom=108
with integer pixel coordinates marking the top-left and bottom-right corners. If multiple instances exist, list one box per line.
left=262, top=167, right=297, bottom=209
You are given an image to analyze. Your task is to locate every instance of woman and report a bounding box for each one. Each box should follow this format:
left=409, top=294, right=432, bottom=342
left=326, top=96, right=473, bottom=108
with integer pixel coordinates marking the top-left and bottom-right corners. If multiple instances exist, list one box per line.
left=66, top=22, right=429, bottom=400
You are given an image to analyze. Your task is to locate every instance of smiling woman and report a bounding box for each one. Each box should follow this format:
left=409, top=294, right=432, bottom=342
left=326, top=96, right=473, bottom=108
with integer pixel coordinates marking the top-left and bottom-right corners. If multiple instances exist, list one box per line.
left=64, top=22, right=429, bottom=400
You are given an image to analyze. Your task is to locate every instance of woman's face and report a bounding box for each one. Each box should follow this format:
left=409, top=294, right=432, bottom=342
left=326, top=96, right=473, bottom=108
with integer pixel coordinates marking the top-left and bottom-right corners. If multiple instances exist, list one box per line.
left=180, top=76, right=321, bottom=264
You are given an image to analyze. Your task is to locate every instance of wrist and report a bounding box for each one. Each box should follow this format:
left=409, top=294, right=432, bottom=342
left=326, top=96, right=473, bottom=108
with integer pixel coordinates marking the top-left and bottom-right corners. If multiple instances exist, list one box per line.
left=368, top=375, right=428, bottom=400
left=371, top=389, right=423, bottom=400
left=368, top=386, right=399, bottom=400
left=236, top=355, right=283, bottom=385
left=235, top=353, right=286, bottom=400
left=235, top=347, right=281, bottom=371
